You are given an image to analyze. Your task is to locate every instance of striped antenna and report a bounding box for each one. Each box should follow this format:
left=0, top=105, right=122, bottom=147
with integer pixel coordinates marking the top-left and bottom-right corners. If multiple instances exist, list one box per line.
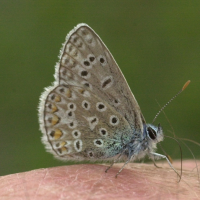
left=152, top=80, right=190, bottom=123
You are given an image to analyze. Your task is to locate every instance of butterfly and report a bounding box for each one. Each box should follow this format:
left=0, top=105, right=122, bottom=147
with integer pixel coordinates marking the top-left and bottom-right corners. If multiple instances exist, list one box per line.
left=38, top=23, right=173, bottom=177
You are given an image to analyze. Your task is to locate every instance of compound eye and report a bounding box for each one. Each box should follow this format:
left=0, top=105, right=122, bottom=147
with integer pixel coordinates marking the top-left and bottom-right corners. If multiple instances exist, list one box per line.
left=147, top=127, right=157, bottom=140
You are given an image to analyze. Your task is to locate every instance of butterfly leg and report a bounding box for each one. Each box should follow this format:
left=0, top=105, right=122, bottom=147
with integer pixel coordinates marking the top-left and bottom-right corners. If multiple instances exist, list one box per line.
left=105, top=162, right=115, bottom=173
left=115, top=159, right=130, bottom=178
left=150, top=152, right=181, bottom=181
left=151, top=158, right=161, bottom=168
left=105, top=153, right=123, bottom=173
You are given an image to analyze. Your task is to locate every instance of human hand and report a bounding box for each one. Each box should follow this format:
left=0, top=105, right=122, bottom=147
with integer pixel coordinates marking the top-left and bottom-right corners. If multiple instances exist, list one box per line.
left=0, top=160, right=199, bottom=200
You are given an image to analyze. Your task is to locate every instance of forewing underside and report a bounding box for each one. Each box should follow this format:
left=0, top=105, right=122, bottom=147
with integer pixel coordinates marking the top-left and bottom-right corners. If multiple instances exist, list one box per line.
left=57, top=24, right=145, bottom=132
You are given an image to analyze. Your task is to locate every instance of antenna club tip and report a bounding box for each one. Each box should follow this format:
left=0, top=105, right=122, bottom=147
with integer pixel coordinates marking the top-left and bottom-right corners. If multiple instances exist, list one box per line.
left=182, top=80, right=191, bottom=91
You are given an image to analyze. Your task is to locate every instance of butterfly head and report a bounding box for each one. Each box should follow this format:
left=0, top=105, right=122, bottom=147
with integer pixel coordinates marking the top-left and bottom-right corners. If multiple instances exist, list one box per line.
left=145, top=123, right=164, bottom=144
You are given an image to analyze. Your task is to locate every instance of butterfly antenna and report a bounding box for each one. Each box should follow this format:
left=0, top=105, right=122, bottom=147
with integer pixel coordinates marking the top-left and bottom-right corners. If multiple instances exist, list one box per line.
left=152, top=80, right=190, bottom=123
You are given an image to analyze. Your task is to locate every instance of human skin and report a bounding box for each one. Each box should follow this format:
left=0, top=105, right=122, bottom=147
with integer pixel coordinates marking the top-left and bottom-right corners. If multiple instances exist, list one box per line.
left=0, top=160, right=199, bottom=200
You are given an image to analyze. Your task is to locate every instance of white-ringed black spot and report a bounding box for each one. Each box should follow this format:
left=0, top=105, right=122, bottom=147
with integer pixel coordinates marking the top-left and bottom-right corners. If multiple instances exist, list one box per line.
left=98, top=55, right=107, bottom=66
left=112, top=117, right=117, bottom=123
left=67, top=103, right=76, bottom=111
left=81, top=81, right=92, bottom=90
left=101, top=76, right=113, bottom=89
left=72, top=130, right=81, bottom=138
left=96, top=140, right=102, bottom=145
left=76, top=141, right=80, bottom=149
left=96, top=102, right=107, bottom=112
left=84, top=103, right=88, bottom=108
left=110, top=115, right=119, bottom=126
left=87, top=116, right=99, bottom=130
left=68, top=120, right=77, bottom=129
left=98, top=104, right=104, bottom=109
left=88, top=151, right=94, bottom=157
left=99, top=128, right=108, bottom=137
left=81, top=70, right=88, bottom=76
left=113, top=99, right=120, bottom=107
left=82, top=100, right=90, bottom=110
left=89, top=56, right=95, bottom=62
left=66, top=110, right=75, bottom=118
left=100, top=57, right=105, bottom=63
left=93, top=139, right=104, bottom=147
left=83, top=61, right=90, bottom=66
left=68, top=111, right=72, bottom=117
left=91, top=117, right=97, bottom=123
left=102, top=78, right=111, bottom=88
left=74, top=131, right=78, bottom=136
left=74, top=139, right=82, bottom=152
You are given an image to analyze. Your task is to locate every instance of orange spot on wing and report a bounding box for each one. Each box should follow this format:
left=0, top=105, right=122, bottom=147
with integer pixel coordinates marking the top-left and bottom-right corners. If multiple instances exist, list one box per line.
left=52, top=115, right=59, bottom=125
left=54, top=129, right=63, bottom=139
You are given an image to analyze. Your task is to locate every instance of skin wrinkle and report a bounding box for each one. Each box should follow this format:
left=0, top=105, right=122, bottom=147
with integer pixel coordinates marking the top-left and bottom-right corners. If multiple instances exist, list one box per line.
left=86, top=173, right=108, bottom=200
left=33, top=168, right=48, bottom=200
left=58, top=179, right=71, bottom=200
left=44, top=169, right=63, bottom=197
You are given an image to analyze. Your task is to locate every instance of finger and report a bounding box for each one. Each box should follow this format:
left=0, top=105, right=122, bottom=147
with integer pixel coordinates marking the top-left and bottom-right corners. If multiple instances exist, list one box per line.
left=0, top=161, right=199, bottom=200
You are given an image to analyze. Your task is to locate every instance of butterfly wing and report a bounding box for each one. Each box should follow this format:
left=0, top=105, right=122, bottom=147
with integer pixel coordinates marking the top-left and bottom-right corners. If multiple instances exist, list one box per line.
left=40, top=84, right=133, bottom=160
left=39, top=24, right=145, bottom=160
left=58, top=24, right=145, bottom=130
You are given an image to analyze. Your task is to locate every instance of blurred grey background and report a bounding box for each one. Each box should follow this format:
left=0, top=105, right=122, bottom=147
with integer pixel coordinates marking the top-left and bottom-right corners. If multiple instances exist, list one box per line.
left=0, top=1, right=200, bottom=176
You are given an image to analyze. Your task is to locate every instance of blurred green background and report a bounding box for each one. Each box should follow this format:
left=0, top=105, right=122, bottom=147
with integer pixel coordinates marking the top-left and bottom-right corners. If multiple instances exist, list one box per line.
left=1, top=1, right=200, bottom=176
